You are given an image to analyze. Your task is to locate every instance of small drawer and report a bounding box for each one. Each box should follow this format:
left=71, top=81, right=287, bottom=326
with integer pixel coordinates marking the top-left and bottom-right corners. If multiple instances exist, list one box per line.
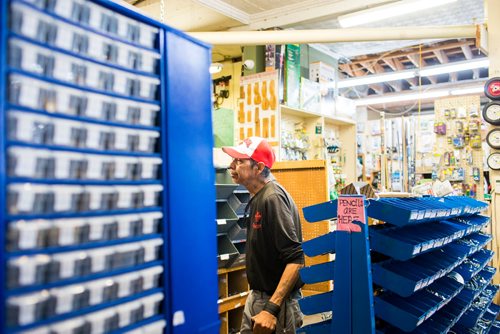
left=52, top=151, right=86, bottom=179
left=8, top=183, right=54, bottom=214
left=116, top=214, right=141, bottom=238
left=141, top=293, right=164, bottom=318
left=116, top=272, right=142, bottom=298
left=142, top=239, right=163, bottom=263
left=111, top=127, right=138, bottom=151
left=115, top=186, right=142, bottom=209
left=8, top=147, right=53, bottom=178
left=86, top=278, right=117, bottom=306
left=7, top=255, right=51, bottom=288
left=117, top=301, right=138, bottom=328
left=50, top=317, right=90, bottom=334
left=8, top=219, right=51, bottom=251
left=140, top=77, right=160, bottom=100
left=7, top=291, right=53, bottom=327
left=113, top=156, right=139, bottom=180
left=141, top=266, right=163, bottom=290
left=88, top=247, right=115, bottom=274
left=48, top=218, right=89, bottom=247
left=51, top=118, right=86, bottom=148
left=137, top=130, right=159, bottom=153
left=87, top=216, right=116, bottom=242
left=51, top=251, right=91, bottom=281
left=139, top=104, right=160, bottom=127
left=141, top=211, right=162, bottom=235
left=139, top=157, right=162, bottom=180
left=51, top=285, right=89, bottom=315
left=84, top=123, right=110, bottom=151
left=113, top=243, right=144, bottom=269
left=8, top=111, right=53, bottom=144
left=85, top=154, right=115, bottom=180
left=141, top=184, right=163, bottom=207
left=85, top=308, right=118, bottom=334
left=52, top=185, right=86, bottom=212
left=86, top=186, right=118, bottom=211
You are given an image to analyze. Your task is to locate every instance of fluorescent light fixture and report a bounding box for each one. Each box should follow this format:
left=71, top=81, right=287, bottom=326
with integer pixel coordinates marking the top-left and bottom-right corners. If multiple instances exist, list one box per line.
left=450, top=86, right=484, bottom=95
left=419, top=58, right=489, bottom=77
left=338, top=0, right=458, bottom=28
left=355, top=85, right=484, bottom=106
left=209, top=63, right=223, bottom=74
left=336, top=70, right=415, bottom=88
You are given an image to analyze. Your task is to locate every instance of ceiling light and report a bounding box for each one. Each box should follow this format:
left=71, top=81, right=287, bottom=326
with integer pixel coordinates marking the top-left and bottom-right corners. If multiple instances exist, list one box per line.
left=419, top=58, right=489, bottom=77
left=209, top=63, right=224, bottom=74
left=336, top=70, right=415, bottom=88
left=338, top=0, right=458, bottom=28
left=355, top=85, right=484, bottom=106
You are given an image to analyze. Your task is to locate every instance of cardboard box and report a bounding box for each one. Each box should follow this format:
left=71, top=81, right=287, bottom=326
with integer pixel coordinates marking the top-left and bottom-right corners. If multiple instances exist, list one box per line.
left=300, top=78, right=321, bottom=113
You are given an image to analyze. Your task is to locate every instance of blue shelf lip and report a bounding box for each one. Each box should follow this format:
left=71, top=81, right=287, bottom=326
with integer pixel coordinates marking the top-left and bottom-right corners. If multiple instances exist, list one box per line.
left=7, top=287, right=163, bottom=333
left=374, top=274, right=465, bottom=332
left=109, top=315, right=165, bottom=334
left=6, top=206, right=163, bottom=221
left=6, top=260, right=163, bottom=297
left=7, top=104, right=161, bottom=132
left=9, top=33, right=160, bottom=79
left=7, top=178, right=163, bottom=186
left=455, top=285, right=500, bottom=329
left=7, top=141, right=162, bottom=158
left=7, top=233, right=163, bottom=258
left=8, top=69, right=161, bottom=106
left=12, top=0, right=161, bottom=53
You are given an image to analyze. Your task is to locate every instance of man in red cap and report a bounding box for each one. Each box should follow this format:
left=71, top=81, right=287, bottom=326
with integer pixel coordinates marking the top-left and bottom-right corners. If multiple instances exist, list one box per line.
left=222, top=137, right=304, bottom=334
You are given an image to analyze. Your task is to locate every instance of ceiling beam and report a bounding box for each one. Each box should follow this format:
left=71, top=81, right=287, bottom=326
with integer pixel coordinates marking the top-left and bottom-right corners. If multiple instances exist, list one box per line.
left=194, top=0, right=250, bottom=24
left=229, top=0, right=394, bottom=31
left=461, top=44, right=480, bottom=79
left=349, top=40, right=475, bottom=66
left=408, top=54, right=437, bottom=84
left=384, top=58, right=418, bottom=87
left=434, top=49, right=457, bottom=81
left=361, top=60, right=401, bottom=92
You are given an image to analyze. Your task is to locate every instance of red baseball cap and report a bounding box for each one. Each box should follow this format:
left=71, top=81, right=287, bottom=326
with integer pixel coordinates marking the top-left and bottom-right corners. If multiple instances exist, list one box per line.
left=222, top=137, right=275, bottom=168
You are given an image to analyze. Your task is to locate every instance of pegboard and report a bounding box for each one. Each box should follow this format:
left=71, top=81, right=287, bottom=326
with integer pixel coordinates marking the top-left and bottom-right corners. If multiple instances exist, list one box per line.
left=434, top=96, right=484, bottom=199
left=272, top=160, right=332, bottom=294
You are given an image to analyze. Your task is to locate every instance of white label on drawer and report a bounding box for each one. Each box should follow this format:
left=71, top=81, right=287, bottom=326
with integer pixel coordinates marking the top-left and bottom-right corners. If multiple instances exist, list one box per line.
left=59, top=225, right=75, bottom=246
left=410, top=211, right=418, bottom=220
left=19, top=230, right=37, bottom=249
left=92, top=255, right=106, bottom=272
left=221, top=254, right=230, bottom=260
left=115, top=163, right=127, bottom=179
left=19, top=303, right=36, bottom=325
left=173, top=311, right=185, bottom=326
left=20, top=263, right=36, bottom=285
left=61, top=260, right=76, bottom=278
left=216, top=219, right=226, bottom=225
left=56, top=293, right=72, bottom=314
left=90, top=223, right=104, bottom=241
left=417, top=212, right=425, bottom=220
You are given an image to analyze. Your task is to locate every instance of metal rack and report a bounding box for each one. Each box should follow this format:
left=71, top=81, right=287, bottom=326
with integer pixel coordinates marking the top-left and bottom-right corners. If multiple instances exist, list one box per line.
left=1, top=1, right=218, bottom=333
left=296, top=195, right=498, bottom=334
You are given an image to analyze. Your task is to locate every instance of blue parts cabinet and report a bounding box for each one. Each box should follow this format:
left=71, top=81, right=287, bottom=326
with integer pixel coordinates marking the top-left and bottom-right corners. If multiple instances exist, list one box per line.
left=1, top=0, right=218, bottom=333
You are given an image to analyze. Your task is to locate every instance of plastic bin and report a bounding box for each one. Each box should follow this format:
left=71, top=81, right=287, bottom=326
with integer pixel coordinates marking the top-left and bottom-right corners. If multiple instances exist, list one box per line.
left=141, top=293, right=163, bottom=318
left=7, top=291, right=53, bottom=327
left=8, top=147, right=52, bottom=178
left=52, top=151, right=86, bottom=179
left=51, top=251, right=91, bottom=281
left=8, top=183, right=54, bottom=214
left=217, top=235, right=239, bottom=268
left=139, top=157, right=162, bottom=180
left=8, top=111, right=52, bottom=144
left=51, top=284, right=89, bottom=314
left=141, top=184, right=163, bottom=207
left=49, top=218, right=89, bottom=246
left=7, top=255, right=51, bottom=288
left=8, top=219, right=51, bottom=251
left=142, top=239, right=163, bottom=262
left=85, top=308, right=118, bottom=334
left=141, top=211, right=162, bottom=234
left=141, top=266, right=163, bottom=290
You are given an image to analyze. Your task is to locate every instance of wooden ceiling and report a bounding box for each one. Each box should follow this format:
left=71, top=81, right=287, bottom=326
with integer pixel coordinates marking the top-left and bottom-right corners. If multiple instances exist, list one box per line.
left=338, top=38, right=488, bottom=98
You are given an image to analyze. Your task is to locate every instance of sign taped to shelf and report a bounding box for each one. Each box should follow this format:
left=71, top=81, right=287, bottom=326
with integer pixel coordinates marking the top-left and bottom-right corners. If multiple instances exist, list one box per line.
left=337, top=195, right=365, bottom=232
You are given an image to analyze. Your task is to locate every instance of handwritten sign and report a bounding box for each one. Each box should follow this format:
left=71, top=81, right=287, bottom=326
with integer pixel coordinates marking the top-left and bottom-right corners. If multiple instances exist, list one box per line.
left=337, top=196, right=365, bottom=232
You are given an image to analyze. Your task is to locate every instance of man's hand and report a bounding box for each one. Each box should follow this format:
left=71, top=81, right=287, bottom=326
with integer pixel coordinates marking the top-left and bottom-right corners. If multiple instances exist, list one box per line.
left=251, top=310, right=277, bottom=334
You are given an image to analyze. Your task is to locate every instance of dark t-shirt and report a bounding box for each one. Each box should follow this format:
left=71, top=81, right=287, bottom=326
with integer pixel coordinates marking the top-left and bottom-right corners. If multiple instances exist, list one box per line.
left=244, top=179, right=305, bottom=295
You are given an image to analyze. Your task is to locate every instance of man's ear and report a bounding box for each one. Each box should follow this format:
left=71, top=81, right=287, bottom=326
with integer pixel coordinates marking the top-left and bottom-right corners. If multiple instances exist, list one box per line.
left=256, top=162, right=266, bottom=174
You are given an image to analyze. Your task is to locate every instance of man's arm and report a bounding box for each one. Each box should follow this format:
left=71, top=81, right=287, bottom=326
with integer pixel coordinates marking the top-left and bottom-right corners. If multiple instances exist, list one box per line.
left=251, top=262, right=303, bottom=333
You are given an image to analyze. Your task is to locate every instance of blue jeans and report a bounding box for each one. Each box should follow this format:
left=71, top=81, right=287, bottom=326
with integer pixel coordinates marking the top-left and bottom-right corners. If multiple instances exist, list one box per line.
left=240, top=290, right=304, bottom=333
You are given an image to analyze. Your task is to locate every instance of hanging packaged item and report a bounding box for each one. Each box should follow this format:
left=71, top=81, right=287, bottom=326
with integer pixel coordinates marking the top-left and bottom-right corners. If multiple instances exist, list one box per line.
left=434, top=122, right=446, bottom=135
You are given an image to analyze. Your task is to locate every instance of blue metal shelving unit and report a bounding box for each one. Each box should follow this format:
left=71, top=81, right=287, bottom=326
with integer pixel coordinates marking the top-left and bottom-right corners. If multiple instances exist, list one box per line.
left=296, top=195, right=498, bottom=334
left=1, top=1, right=218, bottom=333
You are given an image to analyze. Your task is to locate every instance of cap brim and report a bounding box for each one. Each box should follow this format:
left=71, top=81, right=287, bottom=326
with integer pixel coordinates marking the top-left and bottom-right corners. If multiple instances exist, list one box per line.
left=222, top=147, right=251, bottom=160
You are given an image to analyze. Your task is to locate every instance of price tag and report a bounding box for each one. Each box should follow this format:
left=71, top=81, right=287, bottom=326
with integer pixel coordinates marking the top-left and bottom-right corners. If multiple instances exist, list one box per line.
left=216, top=219, right=227, bottom=225
left=221, top=254, right=230, bottom=260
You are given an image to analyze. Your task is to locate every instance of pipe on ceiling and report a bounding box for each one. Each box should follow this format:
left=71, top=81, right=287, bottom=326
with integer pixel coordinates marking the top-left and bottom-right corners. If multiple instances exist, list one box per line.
left=189, top=25, right=476, bottom=45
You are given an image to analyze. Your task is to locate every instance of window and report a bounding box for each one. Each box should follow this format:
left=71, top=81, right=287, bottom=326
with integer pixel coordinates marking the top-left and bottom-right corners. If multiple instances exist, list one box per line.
left=72, top=33, right=89, bottom=54
left=98, top=71, right=115, bottom=91
left=36, top=54, right=55, bottom=77
left=71, top=2, right=90, bottom=24
left=103, top=43, right=118, bottom=63
left=71, top=63, right=87, bottom=84
left=36, top=21, right=58, bottom=44
left=127, top=24, right=140, bottom=42
left=128, top=51, right=142, bottom=70
left=100, top=13, right=118, bottom=34
left=69, top=95, right=88, bottom=116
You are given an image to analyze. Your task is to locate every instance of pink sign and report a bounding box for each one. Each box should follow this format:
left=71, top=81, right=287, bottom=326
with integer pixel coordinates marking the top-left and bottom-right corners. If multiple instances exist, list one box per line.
left=337, top=196, right=365, bottom=232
